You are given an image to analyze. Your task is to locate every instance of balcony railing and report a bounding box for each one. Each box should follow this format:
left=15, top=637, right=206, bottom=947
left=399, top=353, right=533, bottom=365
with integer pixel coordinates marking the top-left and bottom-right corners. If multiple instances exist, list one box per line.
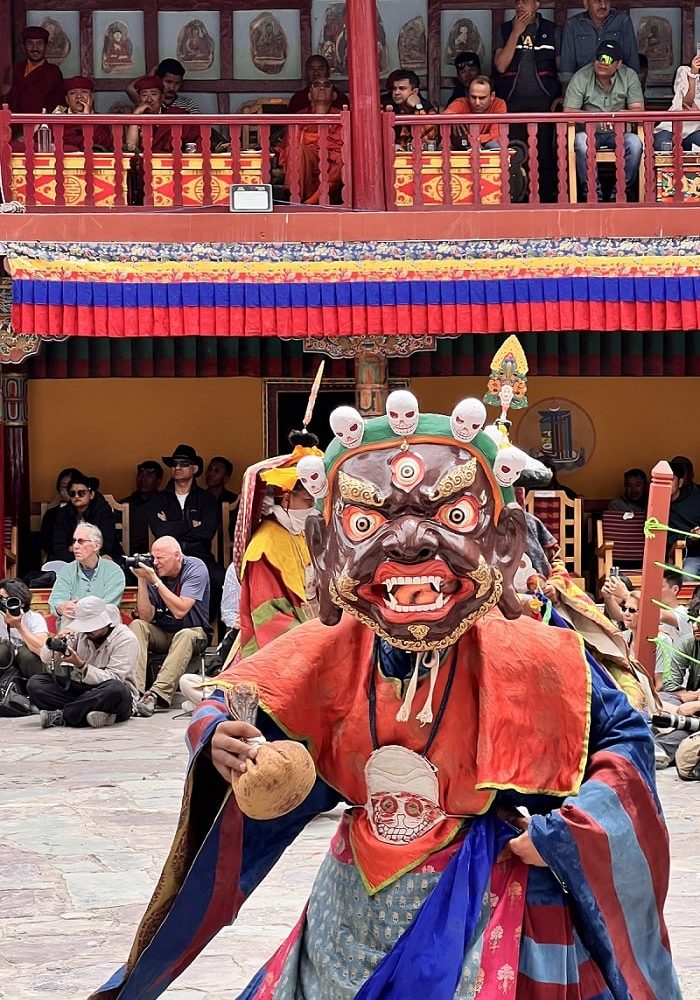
left=0, top=108, right=352, bottom=210
left=1, top=106, right=700, bottom=211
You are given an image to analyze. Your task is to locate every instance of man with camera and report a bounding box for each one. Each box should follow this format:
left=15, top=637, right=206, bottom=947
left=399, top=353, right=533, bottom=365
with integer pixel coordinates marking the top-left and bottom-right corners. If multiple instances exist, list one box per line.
left=129, top=535, right=211, bottom=718
left=654, top=596, right=700, bottom=768
left=28, top=595, right=138, bottom=729
left=0, top=579, right=49, bottom=680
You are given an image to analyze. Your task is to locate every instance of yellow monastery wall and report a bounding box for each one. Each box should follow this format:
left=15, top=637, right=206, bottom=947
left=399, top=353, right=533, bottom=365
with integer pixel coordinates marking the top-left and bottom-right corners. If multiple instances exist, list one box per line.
left=28, top=375, right=699, bottom=504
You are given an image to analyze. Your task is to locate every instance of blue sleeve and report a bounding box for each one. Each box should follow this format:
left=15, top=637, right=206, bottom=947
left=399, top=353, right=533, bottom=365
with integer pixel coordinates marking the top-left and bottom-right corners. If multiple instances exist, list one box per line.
left=560, top=20, right=576, bottom=79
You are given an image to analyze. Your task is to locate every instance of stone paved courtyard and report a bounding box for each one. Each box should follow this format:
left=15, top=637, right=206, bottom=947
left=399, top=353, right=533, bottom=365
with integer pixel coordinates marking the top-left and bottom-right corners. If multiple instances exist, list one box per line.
left=1, top=712, right=698, bottom=1000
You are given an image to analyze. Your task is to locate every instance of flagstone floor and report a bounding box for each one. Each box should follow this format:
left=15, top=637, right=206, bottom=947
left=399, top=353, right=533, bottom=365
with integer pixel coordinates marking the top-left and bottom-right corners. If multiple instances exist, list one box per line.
left=1, top=711, right=698, bottom=1000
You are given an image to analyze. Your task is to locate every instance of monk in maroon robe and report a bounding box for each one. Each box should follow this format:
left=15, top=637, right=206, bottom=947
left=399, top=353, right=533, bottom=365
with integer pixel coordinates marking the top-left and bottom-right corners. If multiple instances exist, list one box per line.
left=123, top=75, right=201, bottom=154
left=3, top=26, right=64, bottom=114
left=52, top=77, right=114, bottom=153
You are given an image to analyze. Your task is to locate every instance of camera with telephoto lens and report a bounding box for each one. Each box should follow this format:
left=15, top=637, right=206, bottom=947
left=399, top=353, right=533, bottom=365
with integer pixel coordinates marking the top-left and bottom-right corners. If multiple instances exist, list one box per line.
left=651, top=712, right=700, bottom=735
left=0, top=595, right=23, bottom=616
left=123, top=553, right=155, bottom=569
left=46, top=635, right=70, bottom=655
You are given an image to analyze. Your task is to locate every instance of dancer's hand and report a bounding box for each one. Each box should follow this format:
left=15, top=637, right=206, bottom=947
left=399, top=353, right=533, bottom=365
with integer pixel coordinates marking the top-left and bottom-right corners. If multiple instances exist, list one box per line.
left=212, top=720, right=262, bottom=782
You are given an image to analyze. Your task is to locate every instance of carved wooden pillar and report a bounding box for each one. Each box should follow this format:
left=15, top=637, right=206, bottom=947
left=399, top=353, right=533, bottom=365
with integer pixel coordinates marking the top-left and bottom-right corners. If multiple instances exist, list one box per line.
left=1, top=368, right=29, bottom=574
left=635, top=460, right=673, bottom=685
left=346, top=0, right=385, bottom=210
left=354, top=349, right=388, bottom=416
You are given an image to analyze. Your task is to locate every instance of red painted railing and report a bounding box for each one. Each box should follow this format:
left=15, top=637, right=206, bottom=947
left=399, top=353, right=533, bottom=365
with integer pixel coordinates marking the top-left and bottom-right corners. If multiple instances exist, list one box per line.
left=3, top=106, right=700, bottom=211
left=0, top=107, right=352, bottom=210
left=383, top=109, right=700, bottom=209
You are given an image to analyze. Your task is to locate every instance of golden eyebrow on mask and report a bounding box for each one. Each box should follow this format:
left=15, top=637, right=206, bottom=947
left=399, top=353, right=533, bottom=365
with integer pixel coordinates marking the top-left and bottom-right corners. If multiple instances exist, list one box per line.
left=337, top=470, right=387, bottom=508
left=427, top=457, right=478, bottom=501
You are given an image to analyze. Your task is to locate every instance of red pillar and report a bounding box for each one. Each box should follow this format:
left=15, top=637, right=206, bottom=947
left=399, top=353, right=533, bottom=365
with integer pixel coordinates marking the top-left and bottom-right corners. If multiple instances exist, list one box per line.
left=635, top=460, right=673, bottom=684
left=346, top=0, right=385, bottom=210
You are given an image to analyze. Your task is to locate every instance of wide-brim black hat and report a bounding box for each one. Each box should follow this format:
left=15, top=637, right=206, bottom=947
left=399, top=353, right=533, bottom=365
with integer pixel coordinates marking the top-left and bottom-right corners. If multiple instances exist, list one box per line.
left=162, top=443, right=203, bottom=477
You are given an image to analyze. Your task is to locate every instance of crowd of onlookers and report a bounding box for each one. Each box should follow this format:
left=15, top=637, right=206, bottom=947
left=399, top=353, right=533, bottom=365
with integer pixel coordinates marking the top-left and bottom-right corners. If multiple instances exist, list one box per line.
left=5, top=0, right=700, bottom=204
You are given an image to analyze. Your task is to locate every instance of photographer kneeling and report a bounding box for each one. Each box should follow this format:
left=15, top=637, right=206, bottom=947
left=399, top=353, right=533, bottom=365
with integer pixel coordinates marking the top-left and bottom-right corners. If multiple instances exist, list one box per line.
left=0, top=579, right=49, bottom=679
left=28, top=596, right=138, bottom=729
left=129, top=536, right=211, bottom=718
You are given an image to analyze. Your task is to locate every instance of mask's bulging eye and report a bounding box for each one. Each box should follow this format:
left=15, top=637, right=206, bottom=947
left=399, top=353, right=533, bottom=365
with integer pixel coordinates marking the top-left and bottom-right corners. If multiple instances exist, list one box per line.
left=435, top=496, right=479, bottom=534
left=341, top=505, right=387, bottom=542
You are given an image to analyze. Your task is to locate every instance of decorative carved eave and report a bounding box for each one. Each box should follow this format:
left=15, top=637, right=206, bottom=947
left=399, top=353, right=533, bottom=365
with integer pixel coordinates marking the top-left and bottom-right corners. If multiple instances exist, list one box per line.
left=303, top=334, right=437, bottom=359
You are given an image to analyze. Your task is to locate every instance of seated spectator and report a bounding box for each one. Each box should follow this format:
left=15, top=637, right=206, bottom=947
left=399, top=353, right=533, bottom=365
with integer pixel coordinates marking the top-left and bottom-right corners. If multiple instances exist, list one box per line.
left=655, top=53, right=700, bottom=151
left=560, top=0, right=639, bottom=83
left=280, top=78, right=344, bottom=204
left=127, top=58, right=200, bottom=114
left=444, top=76, right=508, bottom=150
left=669, top=457, right=700, bottom=576
left=385, top=70, right=436, bottom=151
left=40, top=466, right=81, bottom=561
left=0, top=579, right=49, bottom=680
left=52, top=472, right=121, bottom=563
left=120, top=459, right=163, bottom=553
left=655, top=598, right=700, bottom=767
left=123, top=76, right=201, bottom=154
left=2, top=25, right=64, bottom=115
left=564, top=41, right=644, bottom=202
left=29, top=596, right=137, bottom=729
left=657, top=568, right=693, bottom=643
left=288, top=55, right=348, bottom=113
left=600, top=571, right=633, bottom=624
left=49, top=523, right=126, bottom=631
left=494, top=0, right=560, bottom=201
left=607, top=467, right=648, bottom=512
left=130, top=537, right=211, bottom=716
left=446, top=51, right=482, bottom=104
left=51, top=77, right=114, bottom=151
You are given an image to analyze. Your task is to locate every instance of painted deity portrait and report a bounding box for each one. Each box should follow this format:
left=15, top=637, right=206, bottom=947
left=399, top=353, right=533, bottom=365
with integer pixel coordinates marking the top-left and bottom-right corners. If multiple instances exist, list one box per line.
left=398, top=16, right=427, bottom=73
left=177, top=19, right=215, bottom=73
left=318, top=3, right=387, bottom=76
left=445, top=17, right=485, bottom=68
left=636, top=15, right=673, bottom=72
left=42, top=17, right=71, bottom=65
left=250, top=12, right=288, bottom=75
left=101, top=21, right=134, bottom=74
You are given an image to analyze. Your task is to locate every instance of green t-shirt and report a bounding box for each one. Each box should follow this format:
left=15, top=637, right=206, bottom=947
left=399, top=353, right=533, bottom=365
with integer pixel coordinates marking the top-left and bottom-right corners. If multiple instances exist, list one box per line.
left=565, top=63, right=644, bottom=129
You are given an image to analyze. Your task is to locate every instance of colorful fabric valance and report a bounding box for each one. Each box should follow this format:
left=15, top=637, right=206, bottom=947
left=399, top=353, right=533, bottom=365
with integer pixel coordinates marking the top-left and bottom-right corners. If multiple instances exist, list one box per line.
left=6, top=238, right=700, bottom=339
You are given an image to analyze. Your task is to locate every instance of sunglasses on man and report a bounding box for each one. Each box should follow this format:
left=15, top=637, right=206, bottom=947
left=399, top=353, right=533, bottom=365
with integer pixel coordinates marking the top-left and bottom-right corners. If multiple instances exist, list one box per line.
left=69, top=489, right=90, bottom=498
left=170, top=459, right=193, bottom=467
left=596, top=53, right=616, bottom=65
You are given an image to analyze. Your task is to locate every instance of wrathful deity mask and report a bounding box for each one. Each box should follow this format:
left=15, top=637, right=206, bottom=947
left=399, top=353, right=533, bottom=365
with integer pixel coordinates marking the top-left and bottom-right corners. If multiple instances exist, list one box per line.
left=306, top=406, right=527, bottom=652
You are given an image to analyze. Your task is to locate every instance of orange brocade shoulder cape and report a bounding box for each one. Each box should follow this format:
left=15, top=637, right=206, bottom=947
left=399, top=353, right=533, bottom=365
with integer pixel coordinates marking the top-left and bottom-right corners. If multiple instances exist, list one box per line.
left=225, top=610, right=591, bottom=892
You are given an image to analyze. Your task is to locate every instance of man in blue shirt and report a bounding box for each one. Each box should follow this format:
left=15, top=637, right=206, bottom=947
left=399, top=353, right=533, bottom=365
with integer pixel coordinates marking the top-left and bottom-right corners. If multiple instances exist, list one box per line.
left=130, top=536, right=210, bottom=717
left=561, top=0, right=639, bottom=83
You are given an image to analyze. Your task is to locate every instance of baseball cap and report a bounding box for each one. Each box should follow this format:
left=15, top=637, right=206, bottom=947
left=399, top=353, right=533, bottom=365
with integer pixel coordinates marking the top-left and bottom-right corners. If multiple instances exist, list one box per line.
left=595, top=40, right=623, bottom=63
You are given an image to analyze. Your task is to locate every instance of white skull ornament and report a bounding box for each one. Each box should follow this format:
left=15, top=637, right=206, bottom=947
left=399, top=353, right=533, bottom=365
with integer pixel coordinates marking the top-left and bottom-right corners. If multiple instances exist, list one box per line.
left=450, top=398, right=487, bottom=443
left=329, top=405, right=365, bottom=449
left=493, top=446, right=527, bottom=488
left=296, top=455, right=328, bottom=498
left=364, top=745, right=445, bottom=845
left=386, top=390, right=420, bottom=438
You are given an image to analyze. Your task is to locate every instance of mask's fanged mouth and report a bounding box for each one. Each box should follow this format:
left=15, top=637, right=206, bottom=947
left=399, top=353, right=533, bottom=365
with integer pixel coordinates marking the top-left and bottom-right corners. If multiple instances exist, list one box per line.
left=356, top=559, right=477, bottom=623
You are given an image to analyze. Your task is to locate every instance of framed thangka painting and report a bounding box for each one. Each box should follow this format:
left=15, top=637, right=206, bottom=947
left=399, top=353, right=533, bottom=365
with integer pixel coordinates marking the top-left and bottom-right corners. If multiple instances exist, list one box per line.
left=631, top=7, right=681, bottom=85
left=233, top=9, right=301, bottom=81
left=440, top=9, right=492, bottom=76
left=312, top=1, right=388, bottom=78
left=93, top=10, right=145, bottom=79
left=378, top=0, right=427, bottom=76
left=26, top=9, right=80, bottom=78
left=158, top=11, right=220, bottom=80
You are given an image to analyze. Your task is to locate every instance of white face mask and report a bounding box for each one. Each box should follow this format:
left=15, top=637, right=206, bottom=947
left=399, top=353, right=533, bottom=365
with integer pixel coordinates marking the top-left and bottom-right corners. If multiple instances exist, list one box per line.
left=270, top=504, right=313, bottom=535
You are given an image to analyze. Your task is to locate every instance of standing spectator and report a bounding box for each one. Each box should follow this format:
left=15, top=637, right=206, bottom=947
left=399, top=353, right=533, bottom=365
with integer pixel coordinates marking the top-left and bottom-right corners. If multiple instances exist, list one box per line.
left=40, top=466, right=81, bottom=561
left=669, top=458, right=700, bottom=576
left=288, top=55, right=348, bottom=112
left=445, top=76, right=508, bottom=149
left=560, top=0, right=639, bottom=83
left=0, top=579, right=48, bottom=680
left=29, top=596, right=137, bottom=729
left=49, top=523, right=126, bottom=631
left=120, top=460, right=163, bottom=553
left=564, top=41, right=644, bottom=202
left=607, top=467, right=648, bottom=512
left=446, top=52, right=482, bottom=104
left=52, top=472, right=121, bottom=563
left=1, top=26, right=64, bottom=114
left=494, top=0, right=560, bottom=201
left=130, top=537, right=210, bottom=717
left=127, top=58, right=200, bottom=113
left=205, top=457, right=237, bottom=506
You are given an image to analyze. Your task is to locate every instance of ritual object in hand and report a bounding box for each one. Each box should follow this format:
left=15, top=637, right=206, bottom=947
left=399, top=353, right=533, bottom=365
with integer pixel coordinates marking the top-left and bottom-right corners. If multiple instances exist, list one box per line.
left=225, top=681, right=317, bottom=820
